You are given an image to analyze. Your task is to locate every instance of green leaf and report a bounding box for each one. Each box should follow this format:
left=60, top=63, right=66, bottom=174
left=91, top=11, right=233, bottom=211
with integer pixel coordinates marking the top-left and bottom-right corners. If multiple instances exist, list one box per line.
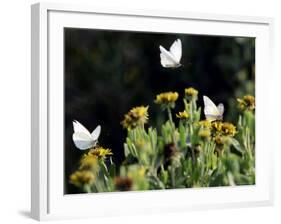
left=124, top=143, right=130, bottom=157
left=228, top=137, right=243, bottom=153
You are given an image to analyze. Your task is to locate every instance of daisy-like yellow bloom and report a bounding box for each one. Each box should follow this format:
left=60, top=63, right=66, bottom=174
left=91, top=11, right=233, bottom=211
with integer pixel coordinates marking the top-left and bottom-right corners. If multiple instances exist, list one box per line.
left=221, top=122, right=237, bottom=137
left=211, top=121, right=237, bottom=137
left=121, top=114, right=134, bottom=130
left=237, top=95, right=255, bottom=111
left=185, top=87, right=198, bottom=100
left=198, top=120, right=212, bottom=129
left=121, top=106, right=149, bottom=130
left=79, top=153, right=98, bottom=170
left=69, top=170, right=95, bottom=188
left=130, top=106, right=149, bottom=121
left=176, top=110, right=189, bottom=119
left=154, top=92, right=179, bottom=106
left=88, top=146, right=113, bottom=159
left=198, top=129, right=211, bottom=140
left=211, top=121, right=223, bottom=133
left=214, top=135, right=224, bottom=146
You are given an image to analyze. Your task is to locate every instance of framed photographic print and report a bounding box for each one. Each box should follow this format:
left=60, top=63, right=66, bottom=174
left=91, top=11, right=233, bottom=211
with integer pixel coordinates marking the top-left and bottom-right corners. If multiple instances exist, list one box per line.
left=31, top=2, right=274, bottom=221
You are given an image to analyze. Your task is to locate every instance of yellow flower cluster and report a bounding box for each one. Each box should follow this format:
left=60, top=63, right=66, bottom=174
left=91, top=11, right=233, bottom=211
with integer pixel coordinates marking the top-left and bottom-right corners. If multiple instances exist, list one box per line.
left=198, top=129, right=211, bottom=140
left=221, top=122, right=237, bottom=137
left=237, top=95, right=255, bottom=111
left=69, top=170, right=95, bottom=188
left=154, top=92, right=179, bottom=105
left=198, top=120, right=212, bottom=129
left=185, top=87, right=198, bottom=100
left=80, top=153, right=98, bottom=170
left=214, top=135, right=224, bottom=146
left=176, top=110, right=189, bottom=120
left=211, top=121, right=223, bottom=132
left=70, top=146, right=113, bottom=189
left=88, top=146, right=113, bottom=159
left=121, top=106, right=149, bottom=130
left=197, top=120, right=237, bottom=144
left=212, top=121, right=237, bottom=137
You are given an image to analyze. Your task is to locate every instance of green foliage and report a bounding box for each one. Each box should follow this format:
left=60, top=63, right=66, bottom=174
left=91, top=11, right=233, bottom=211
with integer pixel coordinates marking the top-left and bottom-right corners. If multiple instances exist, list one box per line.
left=69, top=90, right=255, bottom=193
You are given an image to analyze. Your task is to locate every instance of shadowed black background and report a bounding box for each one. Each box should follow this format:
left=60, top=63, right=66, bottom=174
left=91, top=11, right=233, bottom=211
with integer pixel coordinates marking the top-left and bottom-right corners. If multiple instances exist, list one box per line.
left=64, top=28, right=255, bottom=194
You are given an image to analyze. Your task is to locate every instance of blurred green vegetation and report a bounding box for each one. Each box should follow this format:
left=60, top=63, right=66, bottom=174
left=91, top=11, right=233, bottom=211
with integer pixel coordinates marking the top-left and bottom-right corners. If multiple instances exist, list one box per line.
left=68, top=90, right=255, bottom=193
left=64, top=28, right=254, bottom=194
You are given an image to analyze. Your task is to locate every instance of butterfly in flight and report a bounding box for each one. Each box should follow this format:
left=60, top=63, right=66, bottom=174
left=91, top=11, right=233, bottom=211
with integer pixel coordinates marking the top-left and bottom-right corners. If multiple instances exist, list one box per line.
left=159, top=39, right=182, bottom=68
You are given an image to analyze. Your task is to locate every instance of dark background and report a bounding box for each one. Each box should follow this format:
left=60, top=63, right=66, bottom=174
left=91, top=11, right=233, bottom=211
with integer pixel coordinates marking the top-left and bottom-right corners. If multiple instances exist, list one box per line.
left=64, top=28, right=255, bottom=194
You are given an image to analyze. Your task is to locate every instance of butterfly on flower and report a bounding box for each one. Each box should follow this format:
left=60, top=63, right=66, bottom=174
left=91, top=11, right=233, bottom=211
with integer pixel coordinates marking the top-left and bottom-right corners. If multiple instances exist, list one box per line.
left=203, top=96, right=224, bottom=122
left=72, top=120, right=101, bottom=150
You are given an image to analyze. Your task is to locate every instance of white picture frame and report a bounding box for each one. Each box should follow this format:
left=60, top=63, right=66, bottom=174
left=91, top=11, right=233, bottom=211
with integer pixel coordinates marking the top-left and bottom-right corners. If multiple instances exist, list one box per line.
left=31, top=2, right=274, bottom=221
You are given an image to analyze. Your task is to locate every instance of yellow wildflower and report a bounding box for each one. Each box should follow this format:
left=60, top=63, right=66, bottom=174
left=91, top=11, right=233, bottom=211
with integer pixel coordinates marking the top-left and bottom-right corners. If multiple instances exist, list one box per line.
left=221, top=122, right=237, bottom=137
left=198, top=129, right=211, bottom=140
left=214, top=135, right=224, bottom=146
left=130, top=106, right=148, bottom=119
left=121, top=106, right=149, bottom=130
left=237, top=95, right=255, bottom=111
left=212, top=121, right=223, bottom=132
left=121, top=114, right=134, bottom=130
left=88, top=146, right=113, bottom=159
left=211, top=121, right=236, bottom=137
left=198, top=120, right=212, bottom=129
left=176, top=110, right=189, bottom=119
left=69, top=170, right=95, bottom=188
left=185, top=87, right=198, bottom=100
left=79, top=153, right=98, bottom=170
left=154, top=92, right=179, bottom=106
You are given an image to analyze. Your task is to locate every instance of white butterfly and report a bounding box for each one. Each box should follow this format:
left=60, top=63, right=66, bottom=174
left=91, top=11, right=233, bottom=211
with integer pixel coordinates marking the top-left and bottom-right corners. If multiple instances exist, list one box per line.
left=72, top=120, right=101, bottom=150
left=203, top=96, right=224, bottom=122
left=159, top=39, right=182, bottom=68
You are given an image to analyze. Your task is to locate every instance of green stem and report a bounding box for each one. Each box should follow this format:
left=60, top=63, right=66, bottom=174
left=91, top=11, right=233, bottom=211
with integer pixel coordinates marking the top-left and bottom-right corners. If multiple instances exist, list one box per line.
left=171, top=166, right=176, bottom=188
left=83, top=185, right=92, bottom=193
left=149, top=168, right=165, bottom=189
left=191, top=147, right=196, bottom=165
left=167, top=107, right=176, bottom=143
left=167, top=107, right=173, bottom=124
left=183, top=99, right=193, bottom=122
left=141, top=122, right=145, bottom=131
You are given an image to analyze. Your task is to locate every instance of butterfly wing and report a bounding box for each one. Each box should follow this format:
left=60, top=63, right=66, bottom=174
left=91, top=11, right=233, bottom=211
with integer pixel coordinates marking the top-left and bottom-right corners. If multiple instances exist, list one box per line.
left=203, top=96, right=221, bottom=122
left=72, top=132, right=95, bottom=150
left=169, top=39, right=182, bottom=63
left=217, top=103, right=224, bottom=117
left=73, top=120, right=92, bottom=136
left=72, top=120, right=94, bottom=150
left=159, top=45, right=178, bottom=68
left=91, top=125, right=101, bottom=141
